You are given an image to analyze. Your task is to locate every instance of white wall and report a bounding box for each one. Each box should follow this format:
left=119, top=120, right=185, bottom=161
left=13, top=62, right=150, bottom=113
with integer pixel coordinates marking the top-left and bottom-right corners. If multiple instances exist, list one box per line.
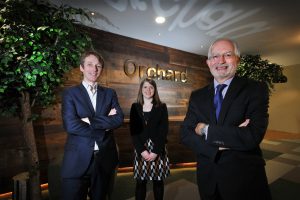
left=268, top=64, right=300, bottom=133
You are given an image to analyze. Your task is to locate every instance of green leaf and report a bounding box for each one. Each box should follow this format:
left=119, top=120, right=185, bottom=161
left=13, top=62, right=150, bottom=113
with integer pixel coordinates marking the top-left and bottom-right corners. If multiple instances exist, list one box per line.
left=237, top=54, right=287, bottom=93
left=37, top=26, right=48, bottom=31
left=32, top=69, right=39, bottom=75
left=0, top=0, right=92, bottom=116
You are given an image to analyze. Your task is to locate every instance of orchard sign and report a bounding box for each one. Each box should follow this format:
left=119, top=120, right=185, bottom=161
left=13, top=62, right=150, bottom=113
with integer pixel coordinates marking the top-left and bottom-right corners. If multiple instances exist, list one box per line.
left=123, top=59, right=187, bottom=83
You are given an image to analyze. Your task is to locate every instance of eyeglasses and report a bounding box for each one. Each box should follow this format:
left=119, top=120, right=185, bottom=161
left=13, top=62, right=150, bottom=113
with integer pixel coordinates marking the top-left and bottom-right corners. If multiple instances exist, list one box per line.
left=209, top=52, right=235, bottom=61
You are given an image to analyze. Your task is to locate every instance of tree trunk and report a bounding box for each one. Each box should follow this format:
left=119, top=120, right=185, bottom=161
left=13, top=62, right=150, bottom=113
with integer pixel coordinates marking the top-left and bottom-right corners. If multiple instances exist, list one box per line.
left=20, top=91, right=41, bottom=200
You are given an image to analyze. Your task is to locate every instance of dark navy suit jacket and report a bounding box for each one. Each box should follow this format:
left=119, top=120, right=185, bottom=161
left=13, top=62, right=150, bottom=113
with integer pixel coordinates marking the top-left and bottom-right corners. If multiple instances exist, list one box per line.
left=181, top=76, right=271, bottom=199
left=61, top=83, right=124, bottom=178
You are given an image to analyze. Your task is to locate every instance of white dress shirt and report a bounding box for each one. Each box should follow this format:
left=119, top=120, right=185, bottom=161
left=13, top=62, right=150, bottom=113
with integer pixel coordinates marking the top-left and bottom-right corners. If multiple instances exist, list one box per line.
left=82, top=81, right=99, bottom=150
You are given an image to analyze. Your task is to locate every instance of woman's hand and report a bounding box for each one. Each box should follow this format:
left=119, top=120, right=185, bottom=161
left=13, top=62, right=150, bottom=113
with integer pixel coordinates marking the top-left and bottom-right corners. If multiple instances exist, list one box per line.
left=141, top=151, right=157, bottom=161
left=141, top=150, right=150, bottom=161
left=148, top=152, right=158, bottom=161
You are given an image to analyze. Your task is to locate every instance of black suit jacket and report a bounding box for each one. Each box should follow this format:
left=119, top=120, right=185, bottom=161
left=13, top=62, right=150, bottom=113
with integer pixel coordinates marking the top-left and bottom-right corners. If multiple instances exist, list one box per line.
left=130, top=103, right=168, bottom=156
left=181, top=76, right=271, bottom=199
left=61, top=84, right=124, bottom=178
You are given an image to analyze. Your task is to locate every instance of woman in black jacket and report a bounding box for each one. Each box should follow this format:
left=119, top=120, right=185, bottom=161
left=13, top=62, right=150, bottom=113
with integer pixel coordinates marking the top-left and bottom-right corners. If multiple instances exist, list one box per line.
left=130, top=78, right=170, bottom=200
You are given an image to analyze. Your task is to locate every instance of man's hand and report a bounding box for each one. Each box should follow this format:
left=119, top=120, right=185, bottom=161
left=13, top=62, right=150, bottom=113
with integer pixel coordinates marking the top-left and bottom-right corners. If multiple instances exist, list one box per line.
left=239, top=119, right=250, bottom=127
left=81, top=117, right=90, bottom=125
left=108, top=108, right=117, bottom=116
left=195, top=122, right=206, bottom=136
left=219, top=119, right=250, bottom=151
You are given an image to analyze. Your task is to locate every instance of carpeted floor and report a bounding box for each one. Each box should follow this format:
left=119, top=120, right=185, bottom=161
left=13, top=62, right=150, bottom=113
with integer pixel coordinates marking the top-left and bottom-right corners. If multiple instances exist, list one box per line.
left=110, top=137, right=300, bottom=200
left=2, top=130, right=300, bottom=200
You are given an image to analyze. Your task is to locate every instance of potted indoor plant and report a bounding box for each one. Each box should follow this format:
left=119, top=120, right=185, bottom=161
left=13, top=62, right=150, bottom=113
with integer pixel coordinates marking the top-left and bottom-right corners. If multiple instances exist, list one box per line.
left=0, top=0, right=92, bottom=199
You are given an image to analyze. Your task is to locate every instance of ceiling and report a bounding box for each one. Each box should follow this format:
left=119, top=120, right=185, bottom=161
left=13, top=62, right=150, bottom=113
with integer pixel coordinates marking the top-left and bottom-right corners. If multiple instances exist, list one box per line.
left=51, top=0, right=300, bottom=67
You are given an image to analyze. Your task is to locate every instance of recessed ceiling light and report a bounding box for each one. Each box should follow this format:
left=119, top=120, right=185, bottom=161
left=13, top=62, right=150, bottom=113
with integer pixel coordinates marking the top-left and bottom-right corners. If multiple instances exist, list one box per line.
left=155, top=16, right=165, bottom=24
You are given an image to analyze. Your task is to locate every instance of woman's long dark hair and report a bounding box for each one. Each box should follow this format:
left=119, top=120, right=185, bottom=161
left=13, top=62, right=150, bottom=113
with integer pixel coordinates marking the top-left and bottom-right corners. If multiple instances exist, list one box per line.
left=137, top=78, right=162, bottom=107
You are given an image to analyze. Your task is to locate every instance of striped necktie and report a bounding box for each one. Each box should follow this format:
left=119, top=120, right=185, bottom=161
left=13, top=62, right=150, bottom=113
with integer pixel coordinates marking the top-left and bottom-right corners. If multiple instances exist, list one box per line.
left=89, top=85, right=97, bottom=95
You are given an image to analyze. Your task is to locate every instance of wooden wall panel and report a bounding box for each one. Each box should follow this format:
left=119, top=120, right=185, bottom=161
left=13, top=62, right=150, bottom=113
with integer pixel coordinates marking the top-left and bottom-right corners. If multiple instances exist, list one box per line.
left=0, top=26, right=212, bottom=193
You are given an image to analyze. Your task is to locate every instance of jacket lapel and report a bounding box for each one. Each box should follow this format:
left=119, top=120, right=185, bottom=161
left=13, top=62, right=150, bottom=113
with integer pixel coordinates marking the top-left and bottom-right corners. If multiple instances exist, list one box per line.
left=207, top=83, right=217, bottom=123
left=136, top=103, right=155, bottom=126
left=79, top=84, right=95, bottom=115
left=135, top=103, right=144, bottom=119
left=218, top=76, right=246, bottom=124
left=95, top=86, right=105, bottom=114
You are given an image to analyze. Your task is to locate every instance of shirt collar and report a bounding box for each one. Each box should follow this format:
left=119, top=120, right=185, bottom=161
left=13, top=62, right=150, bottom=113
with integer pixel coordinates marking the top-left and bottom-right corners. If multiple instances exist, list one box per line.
left=214, top=77, right=234, bottom=89
left=82, top=81, right=97, bottom=90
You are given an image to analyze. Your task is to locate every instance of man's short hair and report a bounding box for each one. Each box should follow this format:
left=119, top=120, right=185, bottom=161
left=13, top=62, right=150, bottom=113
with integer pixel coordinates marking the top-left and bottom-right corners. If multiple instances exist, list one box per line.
left=80, top=50, right=104, bottom=68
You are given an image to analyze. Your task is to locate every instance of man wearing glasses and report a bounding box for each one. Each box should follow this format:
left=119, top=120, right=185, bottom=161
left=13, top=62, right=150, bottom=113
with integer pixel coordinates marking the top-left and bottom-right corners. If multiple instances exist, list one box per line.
left=181, top=38, right=271, bottom=200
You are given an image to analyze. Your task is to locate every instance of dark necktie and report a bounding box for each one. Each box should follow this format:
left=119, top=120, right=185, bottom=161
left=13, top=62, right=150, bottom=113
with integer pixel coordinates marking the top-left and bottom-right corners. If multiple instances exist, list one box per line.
left=214, top=84, right=227, bottom=120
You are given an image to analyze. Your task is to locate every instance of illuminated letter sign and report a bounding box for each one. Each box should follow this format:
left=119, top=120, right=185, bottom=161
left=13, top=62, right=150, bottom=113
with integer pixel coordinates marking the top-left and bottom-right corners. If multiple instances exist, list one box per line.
left=123, top=59, right=137, bottom=77
left=123, top=60, right=187, bottom=83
